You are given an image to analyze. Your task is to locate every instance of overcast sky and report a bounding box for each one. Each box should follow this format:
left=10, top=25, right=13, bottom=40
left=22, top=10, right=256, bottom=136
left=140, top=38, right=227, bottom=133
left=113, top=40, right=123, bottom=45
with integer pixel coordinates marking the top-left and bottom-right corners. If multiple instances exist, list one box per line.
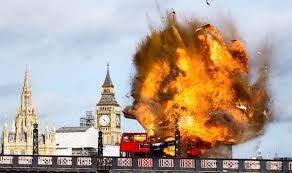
left=0, top=0, right=292, bottom=158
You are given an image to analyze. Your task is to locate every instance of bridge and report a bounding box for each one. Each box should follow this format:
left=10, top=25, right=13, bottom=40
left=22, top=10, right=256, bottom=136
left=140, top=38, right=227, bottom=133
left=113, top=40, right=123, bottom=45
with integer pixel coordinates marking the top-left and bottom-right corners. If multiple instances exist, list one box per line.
left=0, top=155, right=292, bottom=172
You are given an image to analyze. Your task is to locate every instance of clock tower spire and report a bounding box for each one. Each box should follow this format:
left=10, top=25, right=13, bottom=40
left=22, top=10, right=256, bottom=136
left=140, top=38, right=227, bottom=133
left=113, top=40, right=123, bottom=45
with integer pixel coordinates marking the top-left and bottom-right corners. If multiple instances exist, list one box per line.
left=96, top=63, right=121, bottom=145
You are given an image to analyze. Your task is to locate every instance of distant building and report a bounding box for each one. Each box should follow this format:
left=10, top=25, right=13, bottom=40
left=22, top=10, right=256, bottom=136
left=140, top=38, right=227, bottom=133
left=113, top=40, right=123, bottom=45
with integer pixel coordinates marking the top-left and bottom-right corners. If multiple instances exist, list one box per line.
left=80, top=111, right=95, bottom=128
left=1, top=66, right=56, bottom=155
left=252, top=142, right=263, bottom=159
left=56, top=127, right=99, bottom=156
left=96, top=64, right=121, bottom=145
left=56, top=126, right=120, bottom=156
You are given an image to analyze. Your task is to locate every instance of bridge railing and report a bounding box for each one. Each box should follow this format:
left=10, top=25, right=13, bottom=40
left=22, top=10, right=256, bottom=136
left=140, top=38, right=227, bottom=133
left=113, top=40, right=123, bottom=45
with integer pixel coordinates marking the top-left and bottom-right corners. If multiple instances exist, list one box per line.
left=114, top=157, right=292, bottom=172
left=0, top=155, right=292, bottom=172
left=0, top=155, right=113, bottom=171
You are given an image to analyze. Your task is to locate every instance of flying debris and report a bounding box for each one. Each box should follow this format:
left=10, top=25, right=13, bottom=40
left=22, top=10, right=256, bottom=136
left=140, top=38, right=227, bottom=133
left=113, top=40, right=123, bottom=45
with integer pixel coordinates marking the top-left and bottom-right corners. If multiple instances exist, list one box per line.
left=172, top=9, right=176, bottom=15
left=206, top=0, right=211, bottom=6
left=125, top=93, right=131, bottom=98
left=236, top=105, right=247, bottom=111
left=194, top=24, right=210, bottom=34
left=194, top=27, right=202, bottom=33
left=263, top=110, right=268, bottom=119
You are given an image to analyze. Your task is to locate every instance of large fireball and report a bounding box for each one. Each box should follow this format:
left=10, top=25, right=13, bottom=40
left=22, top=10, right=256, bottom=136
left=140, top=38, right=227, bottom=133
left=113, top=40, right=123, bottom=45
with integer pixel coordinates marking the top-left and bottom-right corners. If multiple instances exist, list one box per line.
left=128, top=13, right=271, bottom=157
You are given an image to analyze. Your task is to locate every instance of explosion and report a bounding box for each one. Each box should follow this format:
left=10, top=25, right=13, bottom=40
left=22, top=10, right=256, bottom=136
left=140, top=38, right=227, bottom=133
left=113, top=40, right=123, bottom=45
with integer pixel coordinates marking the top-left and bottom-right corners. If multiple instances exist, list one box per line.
left=127, top=13, right=271, bottom=157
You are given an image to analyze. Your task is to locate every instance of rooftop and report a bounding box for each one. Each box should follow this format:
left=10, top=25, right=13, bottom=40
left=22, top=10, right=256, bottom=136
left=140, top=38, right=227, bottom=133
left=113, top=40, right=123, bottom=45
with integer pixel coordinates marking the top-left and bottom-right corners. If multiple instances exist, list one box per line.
left=56, top=127, right=90, bottom=133
left=102, top=63, right=114, bottom=88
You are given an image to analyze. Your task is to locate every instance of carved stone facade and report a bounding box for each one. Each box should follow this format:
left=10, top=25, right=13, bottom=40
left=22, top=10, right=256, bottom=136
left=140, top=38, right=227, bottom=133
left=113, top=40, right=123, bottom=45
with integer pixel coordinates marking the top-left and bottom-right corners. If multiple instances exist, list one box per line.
left=1, top=66, right=56, bottom=155
left=96, top=64, right=121, bottom=145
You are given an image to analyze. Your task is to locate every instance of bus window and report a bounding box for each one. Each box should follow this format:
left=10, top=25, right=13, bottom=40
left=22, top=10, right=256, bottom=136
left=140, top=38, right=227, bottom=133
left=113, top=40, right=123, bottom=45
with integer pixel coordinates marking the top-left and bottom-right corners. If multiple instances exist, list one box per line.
left=133, top=134, right=147, bottom=142
left=123, top=135, right=129, bottom=142
left=123, top=134, right=146, bottom=142
left=123, top=135, right=134, bottom=142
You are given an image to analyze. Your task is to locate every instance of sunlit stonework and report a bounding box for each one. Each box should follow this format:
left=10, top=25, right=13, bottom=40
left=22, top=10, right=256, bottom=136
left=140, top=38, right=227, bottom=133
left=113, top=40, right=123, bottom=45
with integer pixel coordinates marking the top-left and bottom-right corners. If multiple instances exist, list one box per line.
left=1, top=66, right=56, bottom=155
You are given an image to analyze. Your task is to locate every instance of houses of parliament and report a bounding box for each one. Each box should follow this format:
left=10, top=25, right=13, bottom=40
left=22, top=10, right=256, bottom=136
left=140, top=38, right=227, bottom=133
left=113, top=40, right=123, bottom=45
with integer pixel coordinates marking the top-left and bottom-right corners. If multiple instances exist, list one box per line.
left=1, top=64, right=121, bottom=155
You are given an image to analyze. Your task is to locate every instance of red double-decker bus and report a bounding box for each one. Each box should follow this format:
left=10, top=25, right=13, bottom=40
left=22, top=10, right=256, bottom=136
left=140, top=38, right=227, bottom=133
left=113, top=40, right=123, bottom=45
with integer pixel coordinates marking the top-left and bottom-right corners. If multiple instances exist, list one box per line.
left=120, top=132, right=150, bottom=157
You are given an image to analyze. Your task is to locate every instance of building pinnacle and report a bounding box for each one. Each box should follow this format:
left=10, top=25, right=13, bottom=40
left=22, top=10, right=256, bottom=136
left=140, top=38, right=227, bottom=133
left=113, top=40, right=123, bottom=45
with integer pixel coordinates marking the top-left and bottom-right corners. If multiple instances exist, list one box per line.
left=102, top=63, right=114, bottom=88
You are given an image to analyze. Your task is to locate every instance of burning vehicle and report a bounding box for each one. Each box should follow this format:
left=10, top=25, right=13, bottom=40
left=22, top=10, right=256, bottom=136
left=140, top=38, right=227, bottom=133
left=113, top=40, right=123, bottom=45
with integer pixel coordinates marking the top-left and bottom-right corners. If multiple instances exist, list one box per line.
left=123, top=13, right=272, bottom=158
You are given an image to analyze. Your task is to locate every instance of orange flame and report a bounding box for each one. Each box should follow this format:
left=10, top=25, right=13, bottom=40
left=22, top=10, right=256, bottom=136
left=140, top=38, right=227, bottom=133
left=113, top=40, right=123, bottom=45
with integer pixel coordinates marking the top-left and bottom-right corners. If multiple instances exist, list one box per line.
left=130, top=15, right=271, bottom=156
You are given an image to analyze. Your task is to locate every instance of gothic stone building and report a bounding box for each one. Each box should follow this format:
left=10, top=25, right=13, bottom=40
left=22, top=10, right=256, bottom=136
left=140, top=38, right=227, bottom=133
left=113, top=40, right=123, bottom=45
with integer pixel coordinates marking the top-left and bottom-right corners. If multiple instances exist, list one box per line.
left=96, top=64, right=121, bottom=145
left=1, top=66, right=56, bottom=155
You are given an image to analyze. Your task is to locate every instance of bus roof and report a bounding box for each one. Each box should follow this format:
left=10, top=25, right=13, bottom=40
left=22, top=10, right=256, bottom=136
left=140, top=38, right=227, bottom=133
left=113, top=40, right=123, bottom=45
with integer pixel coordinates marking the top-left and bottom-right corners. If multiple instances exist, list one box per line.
left=122, top=132, right=147, bottom=135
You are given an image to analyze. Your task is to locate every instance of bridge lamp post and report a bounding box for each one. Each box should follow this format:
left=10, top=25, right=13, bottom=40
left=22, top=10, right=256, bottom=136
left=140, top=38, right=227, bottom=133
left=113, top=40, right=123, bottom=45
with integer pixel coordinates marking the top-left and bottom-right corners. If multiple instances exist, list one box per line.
left=33, top=123, right=39, bottom=155
left=98, top=129, right=103, bottom=157
left=175, top=124, right=180, bottom=157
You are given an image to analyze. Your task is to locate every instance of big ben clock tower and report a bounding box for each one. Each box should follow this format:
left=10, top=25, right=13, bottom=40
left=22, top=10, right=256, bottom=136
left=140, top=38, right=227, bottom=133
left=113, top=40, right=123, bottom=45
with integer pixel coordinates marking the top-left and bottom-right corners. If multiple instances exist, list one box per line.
left=96, top=64, right=121, bottom=145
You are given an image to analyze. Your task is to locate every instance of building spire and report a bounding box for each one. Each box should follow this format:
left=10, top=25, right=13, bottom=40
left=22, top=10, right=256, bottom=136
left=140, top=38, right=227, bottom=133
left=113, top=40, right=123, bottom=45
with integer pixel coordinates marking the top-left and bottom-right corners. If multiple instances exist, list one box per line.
left=102, top=63, right=114, bottom=88
left=20, top=65, right=33, bottom=111
left=97, top=63, right=118, bottom=106
left=3, top=121, right=8, bottom=131
left=24, top=64, right=30, bottom=91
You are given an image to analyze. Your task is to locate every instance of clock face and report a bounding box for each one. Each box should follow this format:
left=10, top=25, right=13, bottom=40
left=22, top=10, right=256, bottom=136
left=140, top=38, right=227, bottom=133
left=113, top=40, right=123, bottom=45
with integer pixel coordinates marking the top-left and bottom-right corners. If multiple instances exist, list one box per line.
left=99, top=115, right=110, bottom=126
